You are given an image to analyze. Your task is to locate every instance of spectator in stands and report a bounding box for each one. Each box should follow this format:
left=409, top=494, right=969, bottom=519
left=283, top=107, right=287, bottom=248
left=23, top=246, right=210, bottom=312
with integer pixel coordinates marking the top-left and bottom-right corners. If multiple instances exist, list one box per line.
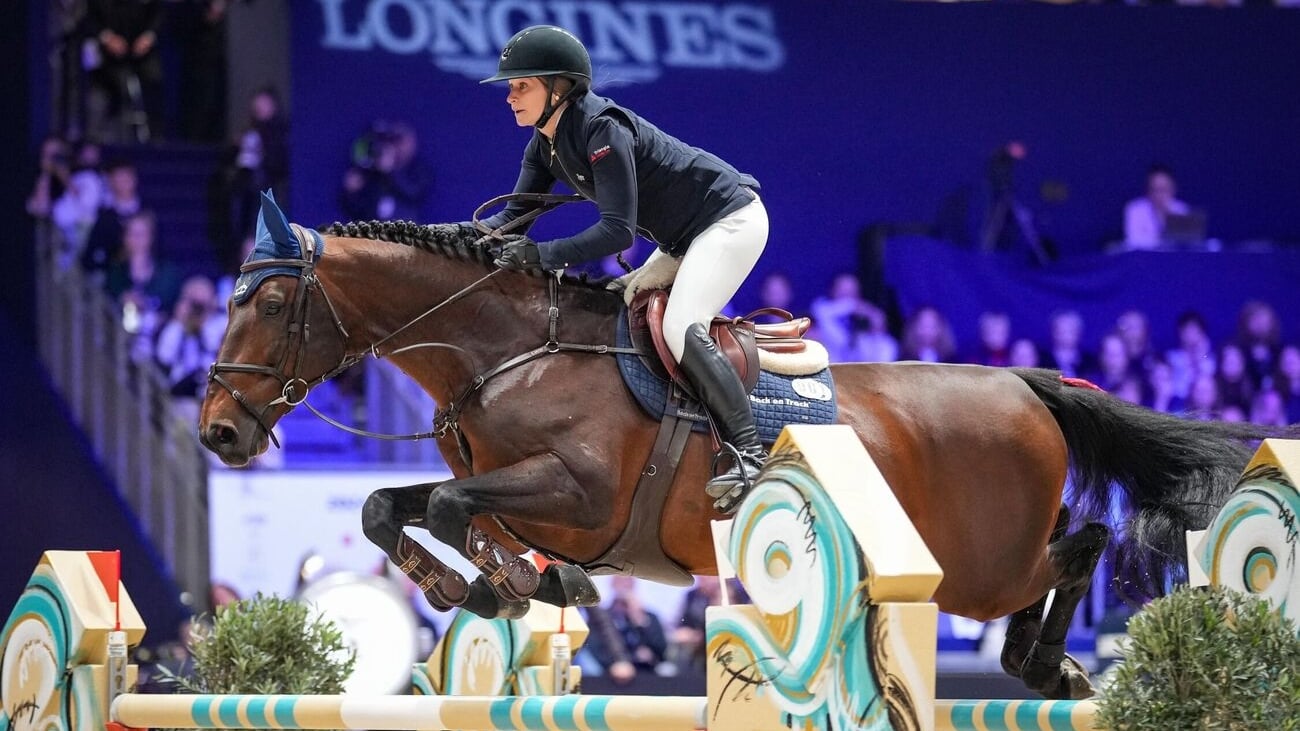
left=26, top=136, right=71, bottom=224
left=1094, top=333, right=1134, bottom=392
left=155, top=275, right=226, bottom=421
left=809, top=273, right=883, bottom=363
left=1113, top=375, right=1146, bottom=406
left=1146, top=359, right=1182, bottom=414
left=582, top=576, right=668, bottom=685
left=1235, top=300, right=1281, bottom=390
left=1122, top=164, right=1190, bottom=250
left=1219, top=404, right=1247, bottom=423
left=1115, top=309, right=1156, bottom=374
left=1275, top=344, right=1300, bottom=424
left=849, top=302, right=898, bottom=363
left=668, top=576, right=721, bottom=677
left=51, top=140, right=108, bottom=265
left=965, top=310, right=1012, bottom=366
left=84, top=0, right=163, bottom=142
left=1008, top=338, right=1041, bottom=368
left=1249, top=388, right=1289, bottom=428
left=757, top=270, right=795, bottom=316
left=104, top=210, right=182, bottom=361
left=339, top=121, right=433, bottom=223
left=386, top=122, right=434, bottom=220
left=1165, top=311, right=1216, bottom=402
left=178, top=0, right=229, bottom=142
left=81, top=157, right=143, bottom=278
left=1042, top=310, right=1095, bottom=378
left=1215, top=342, right=1255, bottom=413
left=215, top=87, right=290, bottom=267
left=1187, top=374, right=1221, bottom=419
left=900, top=306, right=956, bottom=363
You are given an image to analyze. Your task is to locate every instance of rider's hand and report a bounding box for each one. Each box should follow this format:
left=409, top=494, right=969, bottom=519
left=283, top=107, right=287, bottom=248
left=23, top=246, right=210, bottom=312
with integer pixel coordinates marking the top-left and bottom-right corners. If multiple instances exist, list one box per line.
left=494, top=237, right=546, bottom=272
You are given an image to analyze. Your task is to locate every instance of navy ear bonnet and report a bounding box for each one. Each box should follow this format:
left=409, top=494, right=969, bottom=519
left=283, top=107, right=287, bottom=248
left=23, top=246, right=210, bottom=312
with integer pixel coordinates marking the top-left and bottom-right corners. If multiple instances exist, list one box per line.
left=232, top=191, right=325, bottom=305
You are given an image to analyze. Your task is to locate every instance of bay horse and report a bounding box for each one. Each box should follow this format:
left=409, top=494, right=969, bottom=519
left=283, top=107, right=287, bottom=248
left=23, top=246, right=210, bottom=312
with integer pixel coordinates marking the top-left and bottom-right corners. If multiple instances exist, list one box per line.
left=199, top=197, right=1291, bottom=699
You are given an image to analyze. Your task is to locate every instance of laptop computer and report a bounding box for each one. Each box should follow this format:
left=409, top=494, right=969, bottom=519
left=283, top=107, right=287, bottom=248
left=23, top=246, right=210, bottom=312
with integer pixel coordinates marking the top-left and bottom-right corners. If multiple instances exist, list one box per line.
left=1163, top=210, right=1208, bottom=247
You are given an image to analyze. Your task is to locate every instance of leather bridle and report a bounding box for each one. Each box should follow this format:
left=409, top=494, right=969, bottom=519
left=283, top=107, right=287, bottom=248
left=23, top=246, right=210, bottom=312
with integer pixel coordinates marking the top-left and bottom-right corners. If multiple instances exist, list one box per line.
left=207, top=225, right=356, bottom=448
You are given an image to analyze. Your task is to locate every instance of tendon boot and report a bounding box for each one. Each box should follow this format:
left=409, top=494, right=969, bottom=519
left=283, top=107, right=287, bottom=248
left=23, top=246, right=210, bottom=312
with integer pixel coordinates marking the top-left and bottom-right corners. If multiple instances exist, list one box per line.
left=677, top=323, right=766, bottom=513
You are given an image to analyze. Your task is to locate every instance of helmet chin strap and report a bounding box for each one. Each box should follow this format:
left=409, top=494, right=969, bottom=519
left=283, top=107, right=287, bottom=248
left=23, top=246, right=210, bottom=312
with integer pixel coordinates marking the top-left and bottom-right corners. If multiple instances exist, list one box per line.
left=534, top=76, right=577, bottom=130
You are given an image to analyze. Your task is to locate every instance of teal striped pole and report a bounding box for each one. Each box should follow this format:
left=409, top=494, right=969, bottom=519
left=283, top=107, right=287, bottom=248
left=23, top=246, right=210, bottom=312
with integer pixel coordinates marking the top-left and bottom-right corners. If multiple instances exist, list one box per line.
left=111, top=694, right=709, bottom=731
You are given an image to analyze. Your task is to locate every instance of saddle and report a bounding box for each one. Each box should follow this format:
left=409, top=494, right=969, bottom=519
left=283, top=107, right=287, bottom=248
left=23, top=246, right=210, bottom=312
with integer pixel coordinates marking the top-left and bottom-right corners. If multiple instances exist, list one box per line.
left=627, top=289, right=812, bottom=393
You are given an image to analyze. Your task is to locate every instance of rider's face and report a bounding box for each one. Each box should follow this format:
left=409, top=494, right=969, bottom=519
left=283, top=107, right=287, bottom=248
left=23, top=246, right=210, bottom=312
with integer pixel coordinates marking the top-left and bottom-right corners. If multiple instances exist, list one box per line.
left=506, top=77, right=548, bottom=127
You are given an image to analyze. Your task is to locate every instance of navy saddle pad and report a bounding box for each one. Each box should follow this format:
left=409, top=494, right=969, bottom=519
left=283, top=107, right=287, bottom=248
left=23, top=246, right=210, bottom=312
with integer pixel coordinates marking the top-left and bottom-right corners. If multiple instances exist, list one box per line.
left=614, top=308, right=837, bottom=445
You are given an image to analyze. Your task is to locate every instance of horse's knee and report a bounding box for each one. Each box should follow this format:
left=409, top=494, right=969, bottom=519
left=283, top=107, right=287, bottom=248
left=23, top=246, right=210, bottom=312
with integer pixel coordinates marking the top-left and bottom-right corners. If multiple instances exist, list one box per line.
left=361, top=489, right=396, bottom=545
left=425, top=489, right=471, bottom=538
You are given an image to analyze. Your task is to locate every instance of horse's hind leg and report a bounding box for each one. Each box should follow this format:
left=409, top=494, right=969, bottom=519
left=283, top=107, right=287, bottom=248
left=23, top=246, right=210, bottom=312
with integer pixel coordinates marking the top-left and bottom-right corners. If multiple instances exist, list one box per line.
left=1017, top=519, right=1110, bottom=700
left=361, top=484, right=470, bottom=610
left=1001, top=504, right=1071, bottom=680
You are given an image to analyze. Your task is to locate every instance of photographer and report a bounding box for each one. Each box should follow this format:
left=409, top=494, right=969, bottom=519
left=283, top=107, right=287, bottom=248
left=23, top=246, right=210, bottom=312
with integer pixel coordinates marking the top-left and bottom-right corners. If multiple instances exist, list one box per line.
left=338, top=121, right=431, bottom=222
left=27, top=136, right=72, bottom=222
left=155, top=275, right=225, bottom=407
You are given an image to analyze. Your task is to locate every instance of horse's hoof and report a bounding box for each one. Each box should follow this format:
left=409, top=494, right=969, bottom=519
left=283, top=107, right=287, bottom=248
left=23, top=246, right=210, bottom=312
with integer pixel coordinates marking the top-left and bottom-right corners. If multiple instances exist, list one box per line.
left=497, top=597, right=531, bottom=619
left=1022, top=649, right=1094, bottom=700
left=1058, top=654, right=1095, bottom=700
left=535, top=563, right=601, bottom=608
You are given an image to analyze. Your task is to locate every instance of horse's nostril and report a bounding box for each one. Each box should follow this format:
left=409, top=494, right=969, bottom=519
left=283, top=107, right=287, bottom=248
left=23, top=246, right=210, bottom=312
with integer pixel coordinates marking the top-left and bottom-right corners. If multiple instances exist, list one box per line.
left=209, top=420, right=238, bottom=446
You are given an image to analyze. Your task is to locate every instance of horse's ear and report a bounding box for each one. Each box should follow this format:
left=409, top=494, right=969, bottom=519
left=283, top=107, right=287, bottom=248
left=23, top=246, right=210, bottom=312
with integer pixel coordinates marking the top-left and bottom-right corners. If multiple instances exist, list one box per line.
left=256, top=189, right=299, bottom=259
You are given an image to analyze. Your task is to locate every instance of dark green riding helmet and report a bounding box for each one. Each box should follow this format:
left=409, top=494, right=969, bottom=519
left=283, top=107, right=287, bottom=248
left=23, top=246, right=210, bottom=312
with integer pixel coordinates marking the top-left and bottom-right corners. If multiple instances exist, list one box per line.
left=480, top=25, right=592, bottom=87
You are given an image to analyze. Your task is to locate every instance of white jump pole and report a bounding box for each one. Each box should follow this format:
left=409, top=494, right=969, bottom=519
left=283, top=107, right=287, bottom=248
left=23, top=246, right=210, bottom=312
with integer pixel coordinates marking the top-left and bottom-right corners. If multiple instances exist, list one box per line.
left=111, top=693, right=708, bottom=731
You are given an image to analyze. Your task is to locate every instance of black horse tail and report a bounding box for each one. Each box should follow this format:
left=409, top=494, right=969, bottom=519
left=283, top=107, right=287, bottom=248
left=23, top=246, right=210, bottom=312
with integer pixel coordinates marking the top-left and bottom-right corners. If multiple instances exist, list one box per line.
left=1011, top=367, right=1299, bottom=601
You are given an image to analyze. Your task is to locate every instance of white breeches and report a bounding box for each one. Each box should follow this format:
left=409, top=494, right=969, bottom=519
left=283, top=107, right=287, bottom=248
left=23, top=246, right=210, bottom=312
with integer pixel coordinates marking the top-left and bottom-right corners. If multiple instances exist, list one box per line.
left=658, top=195, right=769, bottom=362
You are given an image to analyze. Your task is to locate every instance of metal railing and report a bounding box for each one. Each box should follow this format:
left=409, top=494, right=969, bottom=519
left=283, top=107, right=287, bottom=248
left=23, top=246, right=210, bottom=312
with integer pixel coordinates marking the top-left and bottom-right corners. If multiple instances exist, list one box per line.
left=34, top=225, right=211, bottom=611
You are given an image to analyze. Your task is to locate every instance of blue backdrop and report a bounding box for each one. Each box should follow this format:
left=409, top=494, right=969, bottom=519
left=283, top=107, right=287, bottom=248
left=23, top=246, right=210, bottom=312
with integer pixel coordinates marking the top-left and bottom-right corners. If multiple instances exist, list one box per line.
left=288, top=1, right=1300, bottom=309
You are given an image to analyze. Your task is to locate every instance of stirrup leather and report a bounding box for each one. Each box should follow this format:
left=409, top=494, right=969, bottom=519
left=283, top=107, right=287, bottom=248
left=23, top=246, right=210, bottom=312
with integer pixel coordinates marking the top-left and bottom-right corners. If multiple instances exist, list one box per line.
left=467, top=528, right=540, bottom=601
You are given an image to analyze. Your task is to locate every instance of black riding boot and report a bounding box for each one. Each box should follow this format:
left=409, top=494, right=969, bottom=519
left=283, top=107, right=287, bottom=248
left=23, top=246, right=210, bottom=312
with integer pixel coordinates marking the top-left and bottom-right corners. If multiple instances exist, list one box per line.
left=678, top=323, right=766, bottom=513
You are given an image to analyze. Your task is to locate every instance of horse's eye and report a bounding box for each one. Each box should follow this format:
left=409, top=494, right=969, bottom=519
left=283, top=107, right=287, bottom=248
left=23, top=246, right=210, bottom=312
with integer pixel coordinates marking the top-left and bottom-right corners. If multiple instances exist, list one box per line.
left=265, top=302, right=283, bottom=316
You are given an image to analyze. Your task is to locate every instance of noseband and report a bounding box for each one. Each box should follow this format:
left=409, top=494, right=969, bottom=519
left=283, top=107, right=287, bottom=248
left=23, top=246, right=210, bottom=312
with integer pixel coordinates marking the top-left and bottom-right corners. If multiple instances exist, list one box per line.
left=207, top=225, right=354, bottom=448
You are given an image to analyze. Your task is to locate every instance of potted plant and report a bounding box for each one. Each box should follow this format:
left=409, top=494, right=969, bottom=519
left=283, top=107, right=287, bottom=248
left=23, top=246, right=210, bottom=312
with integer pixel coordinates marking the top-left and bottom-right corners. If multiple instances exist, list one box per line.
left=1096, top=584, right=1300, bottom=730
left=169, top=594, right=356, bottom=696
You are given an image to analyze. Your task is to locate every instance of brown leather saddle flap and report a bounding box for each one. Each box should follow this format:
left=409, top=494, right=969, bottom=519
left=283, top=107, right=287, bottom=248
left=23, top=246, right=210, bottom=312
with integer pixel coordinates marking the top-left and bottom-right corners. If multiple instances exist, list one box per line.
left=630, top=290, right=817, bottom=393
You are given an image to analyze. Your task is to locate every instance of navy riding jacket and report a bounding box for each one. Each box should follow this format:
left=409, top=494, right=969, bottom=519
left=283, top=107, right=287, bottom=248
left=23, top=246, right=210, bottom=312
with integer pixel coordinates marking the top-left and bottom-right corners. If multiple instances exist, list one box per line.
left=482, top=92, right=760, bottom=270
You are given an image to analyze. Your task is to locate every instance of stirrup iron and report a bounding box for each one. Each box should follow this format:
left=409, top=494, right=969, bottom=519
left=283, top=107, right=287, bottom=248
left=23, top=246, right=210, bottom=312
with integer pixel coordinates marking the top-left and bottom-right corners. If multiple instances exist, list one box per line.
left=705, top=442, right=765, bottom=514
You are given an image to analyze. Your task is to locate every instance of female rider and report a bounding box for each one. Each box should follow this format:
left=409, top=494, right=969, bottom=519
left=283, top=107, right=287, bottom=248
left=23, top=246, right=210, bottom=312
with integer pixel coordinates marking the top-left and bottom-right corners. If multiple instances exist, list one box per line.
left=481, top=25, right=768, bottom=513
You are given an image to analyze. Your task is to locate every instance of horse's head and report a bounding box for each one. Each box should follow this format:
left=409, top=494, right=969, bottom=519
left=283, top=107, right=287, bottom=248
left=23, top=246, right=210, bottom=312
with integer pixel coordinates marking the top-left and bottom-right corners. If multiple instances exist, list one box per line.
left=199, top=192, right=351, bottom=466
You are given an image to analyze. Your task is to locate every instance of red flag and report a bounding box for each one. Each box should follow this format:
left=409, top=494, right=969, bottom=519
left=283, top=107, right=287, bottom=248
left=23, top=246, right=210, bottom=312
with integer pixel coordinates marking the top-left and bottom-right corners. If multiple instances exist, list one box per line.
left=87, top=550, right=121, bottom=630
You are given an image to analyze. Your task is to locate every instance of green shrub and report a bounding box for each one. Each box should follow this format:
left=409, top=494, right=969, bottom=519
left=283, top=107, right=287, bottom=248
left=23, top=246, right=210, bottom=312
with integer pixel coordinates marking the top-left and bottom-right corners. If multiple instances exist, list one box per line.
left=173, top=594, right=356, bottom=695
left=1097, top=585, right=1300, bottom=730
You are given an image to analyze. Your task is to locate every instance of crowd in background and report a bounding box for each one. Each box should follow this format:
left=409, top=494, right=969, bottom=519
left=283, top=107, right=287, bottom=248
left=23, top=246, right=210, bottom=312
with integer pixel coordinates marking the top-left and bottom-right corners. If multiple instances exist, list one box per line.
left=749, top=267, right=1298, bottom=427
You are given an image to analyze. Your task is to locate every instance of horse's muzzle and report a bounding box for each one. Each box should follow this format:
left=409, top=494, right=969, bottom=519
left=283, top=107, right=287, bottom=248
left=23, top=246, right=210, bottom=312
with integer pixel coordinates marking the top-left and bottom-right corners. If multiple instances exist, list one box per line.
left=200, top=417, right=262, bottom=467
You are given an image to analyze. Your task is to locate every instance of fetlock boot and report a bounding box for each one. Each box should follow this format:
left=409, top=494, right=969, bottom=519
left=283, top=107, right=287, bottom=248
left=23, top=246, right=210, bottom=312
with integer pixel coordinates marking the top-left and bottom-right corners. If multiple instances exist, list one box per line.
left=677, top=323, right=767, bottom=513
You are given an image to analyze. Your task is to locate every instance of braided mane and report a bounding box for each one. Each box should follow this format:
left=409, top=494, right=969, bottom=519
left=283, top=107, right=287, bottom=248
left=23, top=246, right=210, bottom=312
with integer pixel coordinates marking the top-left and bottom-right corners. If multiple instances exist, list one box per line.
left=320, top=220, right=614, bottom=292
left=322, top=220, right=496, bottom=266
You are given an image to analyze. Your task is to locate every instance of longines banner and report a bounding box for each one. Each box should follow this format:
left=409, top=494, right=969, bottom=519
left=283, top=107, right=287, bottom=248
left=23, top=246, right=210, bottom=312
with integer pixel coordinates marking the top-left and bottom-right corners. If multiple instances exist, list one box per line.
left=316, top=0, right=786, bottom=83
left=289, top=1, right=1300, bottom=301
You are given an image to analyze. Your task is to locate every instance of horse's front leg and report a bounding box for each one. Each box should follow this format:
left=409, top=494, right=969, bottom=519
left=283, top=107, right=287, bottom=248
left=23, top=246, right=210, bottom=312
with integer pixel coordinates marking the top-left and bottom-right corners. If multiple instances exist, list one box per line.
left=361, top=483, right=470, bottom=611
left=425, top=452, right=606, bottom=619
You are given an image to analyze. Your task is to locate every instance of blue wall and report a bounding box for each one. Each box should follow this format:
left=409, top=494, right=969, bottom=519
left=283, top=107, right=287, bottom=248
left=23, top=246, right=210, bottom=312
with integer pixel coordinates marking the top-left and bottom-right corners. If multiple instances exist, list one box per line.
left=287, top=1, right=1300, bottom=307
